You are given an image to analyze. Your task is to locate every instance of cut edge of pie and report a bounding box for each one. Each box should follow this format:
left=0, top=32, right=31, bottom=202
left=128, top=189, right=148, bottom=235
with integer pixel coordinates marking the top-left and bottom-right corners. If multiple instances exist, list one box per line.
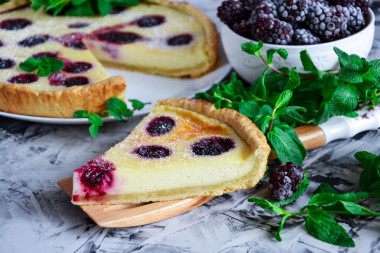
left=71, top=98, right=271, bottom=205
left=0, top=75, right=126, bottom=117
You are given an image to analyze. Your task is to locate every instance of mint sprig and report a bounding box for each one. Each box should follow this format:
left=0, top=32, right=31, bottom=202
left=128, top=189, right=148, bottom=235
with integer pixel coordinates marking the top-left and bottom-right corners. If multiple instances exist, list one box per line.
left=19, top=57, right=64, bottom=77
left=73, top=97, right=147, bottom=137
left=31, top=0, right=141, bottom=16
left=249, top=187, right=379, bottom=247
left=196, top=42, right=380, bottom=165
left=355, top=151, right=380, bottom=200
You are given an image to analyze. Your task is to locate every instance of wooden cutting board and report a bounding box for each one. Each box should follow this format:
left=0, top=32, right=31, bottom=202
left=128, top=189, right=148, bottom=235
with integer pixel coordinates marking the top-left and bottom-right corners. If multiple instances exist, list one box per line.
left=58, top=124, right=326, bottom=228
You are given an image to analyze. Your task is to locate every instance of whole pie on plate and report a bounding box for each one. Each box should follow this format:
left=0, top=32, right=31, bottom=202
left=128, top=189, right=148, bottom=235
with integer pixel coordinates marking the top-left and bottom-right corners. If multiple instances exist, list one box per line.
left=0, top=0, right=218, bottom=117
left=72, top=98, right=271, bottom=205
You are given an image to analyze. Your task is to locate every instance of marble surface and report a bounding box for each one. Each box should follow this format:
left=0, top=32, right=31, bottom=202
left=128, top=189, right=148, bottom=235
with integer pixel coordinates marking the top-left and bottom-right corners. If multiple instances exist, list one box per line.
left=1, top=1, right=380, bottom=252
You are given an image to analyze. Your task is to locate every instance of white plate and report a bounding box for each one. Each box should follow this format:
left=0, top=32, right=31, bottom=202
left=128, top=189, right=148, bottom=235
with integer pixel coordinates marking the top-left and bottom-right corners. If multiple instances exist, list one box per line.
left=0, top=59, right=231, bottom=125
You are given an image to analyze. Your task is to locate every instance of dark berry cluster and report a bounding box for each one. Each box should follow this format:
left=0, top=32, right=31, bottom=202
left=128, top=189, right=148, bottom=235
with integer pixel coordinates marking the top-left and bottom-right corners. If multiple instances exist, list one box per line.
left=217, top=0, right=369, bottom=45
left=268, top=162, right=304, bottom=200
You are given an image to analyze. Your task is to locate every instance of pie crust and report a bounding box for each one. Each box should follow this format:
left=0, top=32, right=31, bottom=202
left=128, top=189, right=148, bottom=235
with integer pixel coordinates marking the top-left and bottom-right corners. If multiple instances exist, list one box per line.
left=0, top=0, right=218, bottom=118
left=0, top=76, right=126, bottom=118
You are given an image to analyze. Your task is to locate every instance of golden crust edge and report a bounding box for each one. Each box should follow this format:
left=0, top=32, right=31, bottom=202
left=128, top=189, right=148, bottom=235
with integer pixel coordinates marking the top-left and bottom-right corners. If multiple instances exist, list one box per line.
left=0, top=76, right=126, bottom=118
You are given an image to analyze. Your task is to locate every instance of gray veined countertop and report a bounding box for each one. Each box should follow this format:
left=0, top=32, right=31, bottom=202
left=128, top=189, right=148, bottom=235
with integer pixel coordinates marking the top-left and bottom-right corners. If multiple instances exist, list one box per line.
left=1, top=1, right=380, bottom=252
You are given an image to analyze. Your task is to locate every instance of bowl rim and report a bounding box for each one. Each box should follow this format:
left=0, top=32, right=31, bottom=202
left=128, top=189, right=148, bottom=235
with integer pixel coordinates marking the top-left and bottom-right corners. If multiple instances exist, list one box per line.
left=221, top=8, right=375, bottom=49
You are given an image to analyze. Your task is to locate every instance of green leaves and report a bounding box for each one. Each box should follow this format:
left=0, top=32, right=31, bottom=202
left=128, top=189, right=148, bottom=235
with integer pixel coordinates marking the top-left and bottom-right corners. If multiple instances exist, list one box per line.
left=300, top=50, right=321, bottom=78
left=355, top=151, right=380, bottom=200
left=267, top=126, right=304, bottom=165
left=305, top=206, right=355, bottom=247
left=248, top=198, right=290, bottom=215
left=73, top=97, right=145, bottom=137
left=241, top=41, right=263, bottom=57
left=31, top=0, right=141, bottom=16
left=267, top=48, right=288, bottom=64
left=328, top=84, right=359, bottom=116
left=19, top=57, right=64, bottom=77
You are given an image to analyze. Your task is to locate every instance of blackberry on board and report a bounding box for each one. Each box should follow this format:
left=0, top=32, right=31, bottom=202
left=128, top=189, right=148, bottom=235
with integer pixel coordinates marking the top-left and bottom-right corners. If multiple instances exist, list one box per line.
left=217, top=0, right=251, bottom=26
left=268, top=162, right=304, bottom=201
left=306, top=3, right=350, bottom=42
left=252, top=17, right=294, bottom=45
left=293, top=28, right=321, bottom=45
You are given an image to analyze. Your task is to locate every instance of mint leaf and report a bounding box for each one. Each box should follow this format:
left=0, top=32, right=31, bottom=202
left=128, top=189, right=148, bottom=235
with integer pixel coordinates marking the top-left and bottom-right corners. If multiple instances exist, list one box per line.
left=267, top=48, right=288, bottom=64
left=355, top=152, right=380, bottom=191
left=274, top=170, right=310, bottom=206
left=267, top=126, right=303, bottom=165
left=88, top=113, right=103, bottom=138
left=305, top=206, right=355, bottom=247
left=334, top=47, right=351, bottom=67
left=105, top=97, right=133, bottom=122
left=315, top=101, right=330, bottom=125
left=284, top=68, right=300, bottom=90
left=339, top=68, right=363, bottom=83
left=308, top=192, right=370, bottom=206
left=324, top=200, right=380, bottom=216
left=253, top=67, right=269, bottom=99
left=328, top=84, right=359, bottom=116
left=275, top=90, right=293, bottom=109
left=354, top=151, right=377, bottom=163
left=19, top=58, right=40, bottom=72
left=238, top=101, right=259, bottom=118
left=275, top=106, right=306, bottom=117
left=129, top=99, right=145, bottom=110
left=248, top=197, right=290, bottom=215
left=368, top=181, right=380, bottom=199
left=45, top=57, right=65, bottom=72
left=241, top=41, right=264, bottom=57
left=73, top=110, right=89, bottom=118
left=313, top=183, right=338, bottom=195
left=300, top=50, right=319, bottom=76
left=19, top=57, right=64, bottom=77
left=97, top=0, right=113, bottom=16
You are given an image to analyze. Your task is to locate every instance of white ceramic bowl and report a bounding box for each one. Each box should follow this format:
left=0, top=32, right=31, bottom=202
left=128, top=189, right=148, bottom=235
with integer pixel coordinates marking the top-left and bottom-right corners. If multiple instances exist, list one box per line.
left=221, top=9, right=375, bottom=84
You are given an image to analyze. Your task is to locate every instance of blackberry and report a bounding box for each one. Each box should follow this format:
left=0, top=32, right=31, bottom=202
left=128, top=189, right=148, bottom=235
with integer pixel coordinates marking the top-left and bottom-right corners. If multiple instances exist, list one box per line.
left=233, top=19, right=252, bottom=38
left=345, top=4, right=366, bottom=33
left=249, top=1, right=278, bottom=24
left=252, top=17, right=294, bottom=45
left=217, top=0, right=250, bottom=26
left=268, top=162, right=304, bottom=201
left=277, top=0, right=309, bottom=28
left=328, top=0, right=369, bottom=15
left=293, top=28, right=321, bottom=45
left=306, top=3, right=350, bottom=42
left=240, top=0, right=260, bottom=11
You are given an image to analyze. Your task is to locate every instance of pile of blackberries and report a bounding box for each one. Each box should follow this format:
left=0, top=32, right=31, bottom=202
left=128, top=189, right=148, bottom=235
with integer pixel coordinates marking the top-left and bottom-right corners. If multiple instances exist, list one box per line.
left=217, top=0, right=369, bottom=45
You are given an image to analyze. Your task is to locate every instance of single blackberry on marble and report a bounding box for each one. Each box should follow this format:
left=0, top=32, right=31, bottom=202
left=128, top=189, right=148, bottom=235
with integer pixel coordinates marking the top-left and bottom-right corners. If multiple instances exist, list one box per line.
left=251, top=17, right=294, bottom=45
left=268, top=162, right=304, bottom=200
left=277, top=0, right=309, bottom=28
left=293, top=28, right=321, bottom=45
left=306, top=3, right=350, bottom=42
left=217, top=0, right=250, bottom=26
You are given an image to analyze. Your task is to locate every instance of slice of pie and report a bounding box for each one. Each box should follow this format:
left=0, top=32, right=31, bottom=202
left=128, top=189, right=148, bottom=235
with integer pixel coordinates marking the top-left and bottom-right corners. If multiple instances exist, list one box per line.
left=0, top=0, right=218, bottom=117
left=71, top=98, right=271, bottom=205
